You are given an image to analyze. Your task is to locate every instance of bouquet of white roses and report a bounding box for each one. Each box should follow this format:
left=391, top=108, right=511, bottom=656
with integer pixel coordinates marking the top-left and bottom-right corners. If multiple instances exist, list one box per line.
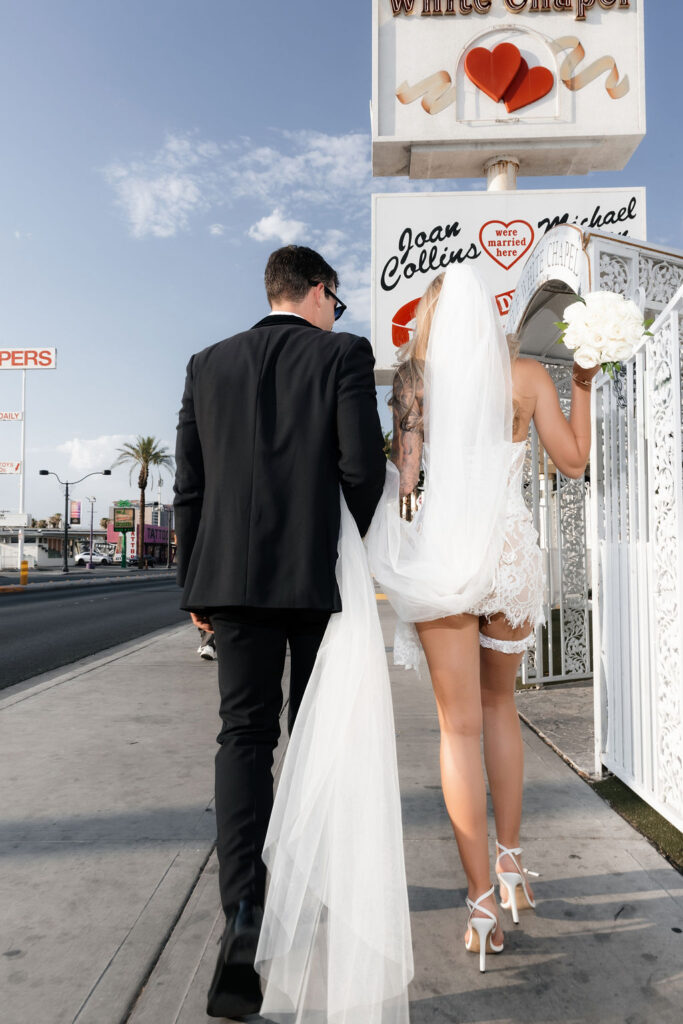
left=556, top=291, right=653, bottom=380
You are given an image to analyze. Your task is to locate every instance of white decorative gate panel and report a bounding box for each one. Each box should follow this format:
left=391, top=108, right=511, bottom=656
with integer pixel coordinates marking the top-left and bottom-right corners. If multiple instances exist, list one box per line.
left=592, top=284, right=683, bottom=832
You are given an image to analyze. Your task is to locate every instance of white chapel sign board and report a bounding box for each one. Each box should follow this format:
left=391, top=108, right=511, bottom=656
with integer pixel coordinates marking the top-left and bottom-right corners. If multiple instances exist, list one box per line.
left=371, top=186, right=645, bottom=370
left=372, top=0, right=645, bottom=177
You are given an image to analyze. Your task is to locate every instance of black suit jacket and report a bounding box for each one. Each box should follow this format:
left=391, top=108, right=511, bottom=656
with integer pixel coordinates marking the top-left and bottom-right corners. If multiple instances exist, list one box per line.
left=174, top=314, right=386, bottom=612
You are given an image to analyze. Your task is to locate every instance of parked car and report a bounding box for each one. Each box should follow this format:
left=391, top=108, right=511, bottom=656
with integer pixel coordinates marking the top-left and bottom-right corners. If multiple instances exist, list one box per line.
left=75, top=551, right=112, bottom=566
left=113, top=553, right=156, bottom=566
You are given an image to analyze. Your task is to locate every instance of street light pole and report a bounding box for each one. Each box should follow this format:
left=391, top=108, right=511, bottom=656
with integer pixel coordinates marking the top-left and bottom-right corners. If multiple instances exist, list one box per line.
left=86, top=496, right=96, bottom=569
left=39, top=469, right=112, bottom=574
left=63, top=480, right=70, bottom=574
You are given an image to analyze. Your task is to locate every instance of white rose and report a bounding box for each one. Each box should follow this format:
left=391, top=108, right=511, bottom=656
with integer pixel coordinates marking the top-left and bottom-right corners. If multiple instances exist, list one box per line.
left=586, top=291, right=619, bottom=312
left=574, top=345, right=602, bottom=369
left=602, top=339, right=634, bottom=362
left=600, top=317, right=627, bottom=343
left=563, top=301, right=589, bottom=325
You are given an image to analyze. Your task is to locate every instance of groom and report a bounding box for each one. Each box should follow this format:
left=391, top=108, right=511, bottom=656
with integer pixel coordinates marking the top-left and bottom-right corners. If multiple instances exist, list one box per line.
left=174, top=245, right=386, bottom=1019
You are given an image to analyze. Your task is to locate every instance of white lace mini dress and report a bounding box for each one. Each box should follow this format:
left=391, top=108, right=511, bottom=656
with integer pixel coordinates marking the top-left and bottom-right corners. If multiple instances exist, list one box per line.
left=393, top=442, right=545, bottom=670
left=468, top=441, right=545, bottom=649
left=389, top=367, right=545, bottom=671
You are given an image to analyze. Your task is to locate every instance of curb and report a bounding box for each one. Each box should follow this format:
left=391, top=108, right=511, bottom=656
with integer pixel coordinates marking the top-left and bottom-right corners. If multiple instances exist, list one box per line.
left=0, top=570, right=176, bottom=596
left=517, top=708, right=600, bottom=781
left=0, top=621, right=192, bottom=709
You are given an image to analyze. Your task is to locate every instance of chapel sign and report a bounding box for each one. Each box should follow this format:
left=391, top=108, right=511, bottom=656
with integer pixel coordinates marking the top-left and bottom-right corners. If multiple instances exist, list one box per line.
left=372, top=0, right=645, bottom=177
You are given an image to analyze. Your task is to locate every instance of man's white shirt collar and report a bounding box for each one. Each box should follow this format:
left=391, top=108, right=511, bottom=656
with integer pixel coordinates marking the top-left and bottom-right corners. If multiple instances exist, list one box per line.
left=265, top=310, right=306, bottom=320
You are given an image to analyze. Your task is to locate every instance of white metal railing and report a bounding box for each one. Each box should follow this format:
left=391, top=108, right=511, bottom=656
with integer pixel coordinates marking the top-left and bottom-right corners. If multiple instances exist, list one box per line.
left=592, top=284, right=683, bottom=831
left=520, top=362, right=592, bottom=687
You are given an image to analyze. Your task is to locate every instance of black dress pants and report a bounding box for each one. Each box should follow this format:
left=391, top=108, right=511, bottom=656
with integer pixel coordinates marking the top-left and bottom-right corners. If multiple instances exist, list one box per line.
left=209, top=608, right=330, bottom=916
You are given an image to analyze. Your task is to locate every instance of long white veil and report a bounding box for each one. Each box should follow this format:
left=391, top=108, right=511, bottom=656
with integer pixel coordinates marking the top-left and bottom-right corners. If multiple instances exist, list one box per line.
left=255, top=497, right=413, bottom=1024
left=366, top=264, right=513, bottom=625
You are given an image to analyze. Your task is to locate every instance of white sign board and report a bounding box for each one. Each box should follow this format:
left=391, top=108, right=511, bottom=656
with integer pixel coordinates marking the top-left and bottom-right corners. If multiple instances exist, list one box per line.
left=0, top=462, right=22, bottom=474
left=0, top=348, right=57, bottom=370
left=372, top=0, right=645, bottom=177
left=0, top=412, right=23, bottom=421
left=0, top=511, right=31, bottom=527
left=372, top=186, right=645, bottom=369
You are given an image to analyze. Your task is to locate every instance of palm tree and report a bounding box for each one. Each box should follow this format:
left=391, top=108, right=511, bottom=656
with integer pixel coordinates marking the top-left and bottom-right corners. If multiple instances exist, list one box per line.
left=48, top=513, right=62, bottom=529
left=113, top=436, right=175, bottom=567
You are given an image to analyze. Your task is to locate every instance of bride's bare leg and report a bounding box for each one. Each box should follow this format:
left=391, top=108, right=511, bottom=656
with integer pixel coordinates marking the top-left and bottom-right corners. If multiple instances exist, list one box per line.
left=417, top=613, right=502, bottom=943
left=479, top=613, right=534, bottom=901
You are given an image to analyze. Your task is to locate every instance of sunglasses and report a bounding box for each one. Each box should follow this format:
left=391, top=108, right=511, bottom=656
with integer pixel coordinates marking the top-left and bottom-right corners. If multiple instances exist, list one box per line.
left=309, top=280, right=347, bottom=321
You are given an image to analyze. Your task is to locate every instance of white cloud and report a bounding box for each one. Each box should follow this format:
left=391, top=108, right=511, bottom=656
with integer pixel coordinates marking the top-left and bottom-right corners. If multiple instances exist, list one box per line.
left=317, top=228, right=346, bottom=261
left=104, top=130, right=387, bottom=241
left=102, top=129, right=461, bottom=330
left=56, top=434, right=135, bottom=473
left=104, top=135, right=221, bottom=238
left=105, top=166, right=205, bottom=238
left=248, top=209, right=308, bottom=245
left=14, top=230, right=32, bottom=241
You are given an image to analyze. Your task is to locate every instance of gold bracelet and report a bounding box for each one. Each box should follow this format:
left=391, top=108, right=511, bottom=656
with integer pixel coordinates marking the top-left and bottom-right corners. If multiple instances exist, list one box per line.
left=572, top=372, right=593, bottom=390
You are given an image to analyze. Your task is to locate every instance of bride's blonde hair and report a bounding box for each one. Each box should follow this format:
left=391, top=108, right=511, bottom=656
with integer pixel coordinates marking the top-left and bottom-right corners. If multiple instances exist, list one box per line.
left=391, top=273, right=444, bottom=433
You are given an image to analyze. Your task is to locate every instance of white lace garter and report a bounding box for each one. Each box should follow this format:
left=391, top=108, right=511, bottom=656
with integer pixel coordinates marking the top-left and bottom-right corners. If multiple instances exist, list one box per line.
left=479, top=631, right=534, bottom=654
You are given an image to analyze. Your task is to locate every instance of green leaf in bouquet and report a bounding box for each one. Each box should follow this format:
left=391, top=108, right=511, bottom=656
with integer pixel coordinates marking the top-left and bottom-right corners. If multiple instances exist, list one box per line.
left=643, top=318, right=655, bottom=329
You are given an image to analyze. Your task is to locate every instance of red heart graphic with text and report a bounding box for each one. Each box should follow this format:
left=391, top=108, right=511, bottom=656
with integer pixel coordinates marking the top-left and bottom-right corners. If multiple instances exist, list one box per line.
left=479, top=220, right=535, bottom=271
left=392, top=297, right=421, bottom=348
left=503, top=59, right=554, bottom=113
left=464, top=43, right=522, bottom=103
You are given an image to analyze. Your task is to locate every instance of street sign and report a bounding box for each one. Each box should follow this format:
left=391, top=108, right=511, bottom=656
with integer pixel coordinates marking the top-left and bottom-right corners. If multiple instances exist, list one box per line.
left=0, top=348, right=57, bottom=369
left=372, top=186, right=646, bottom=369
left=0, top=412, right=23, bottom=421
left=0, top=462, right=22, bottom=474
left=0, top=511, right=31, bottom=527
left=113, top=505, right=135, bottom=531
left=69, top=500, right=81, bottom=525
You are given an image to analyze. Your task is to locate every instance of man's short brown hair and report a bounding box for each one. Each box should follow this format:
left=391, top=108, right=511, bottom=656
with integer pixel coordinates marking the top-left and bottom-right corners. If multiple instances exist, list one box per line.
left=264, top=245, right=339, bottom=306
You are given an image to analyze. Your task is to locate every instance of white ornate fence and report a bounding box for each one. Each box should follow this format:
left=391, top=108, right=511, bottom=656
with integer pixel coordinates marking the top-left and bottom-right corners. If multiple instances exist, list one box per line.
left=592, top=281, right=683, bottom=832
left=520, top=365, right=592, bottom=687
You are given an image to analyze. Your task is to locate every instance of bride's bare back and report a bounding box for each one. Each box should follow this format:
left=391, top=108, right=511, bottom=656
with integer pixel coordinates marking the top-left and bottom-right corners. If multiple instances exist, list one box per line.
left=391, top=356, right=597, bottom=499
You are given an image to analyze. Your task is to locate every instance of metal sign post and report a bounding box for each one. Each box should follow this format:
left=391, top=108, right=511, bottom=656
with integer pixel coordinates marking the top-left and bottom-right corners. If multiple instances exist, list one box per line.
left=113, top=502, right=135, bottom=568
left=18, top=370, right=26, bottom=568
left=0, top=348, right=57, bottom=571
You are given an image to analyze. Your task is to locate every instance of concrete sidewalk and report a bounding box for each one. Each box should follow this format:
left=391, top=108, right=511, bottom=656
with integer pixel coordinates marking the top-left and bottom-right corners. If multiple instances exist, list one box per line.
left=1, top=608, right=682, bottom=1024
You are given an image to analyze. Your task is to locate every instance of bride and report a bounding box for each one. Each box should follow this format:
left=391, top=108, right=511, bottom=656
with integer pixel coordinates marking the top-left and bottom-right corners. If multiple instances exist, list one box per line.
left=368, top=265, right=597, bottom=971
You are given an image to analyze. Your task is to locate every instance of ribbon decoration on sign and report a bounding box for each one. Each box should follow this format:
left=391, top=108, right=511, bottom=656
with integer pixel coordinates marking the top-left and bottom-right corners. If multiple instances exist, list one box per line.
left=397, top=35, right=629, bottom=114
left=549, top=35, right=630, bottom=98
left=396, top=71, right=456, bottom=114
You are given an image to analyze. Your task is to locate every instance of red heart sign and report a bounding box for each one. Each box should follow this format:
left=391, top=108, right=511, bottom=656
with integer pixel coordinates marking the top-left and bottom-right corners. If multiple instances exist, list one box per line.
left=479, top=220, right=535, bottom=271
left=464, top=43, right=521, bottom=103
left=392, top=297, right=421, bottom=348
left=503, top=59, right=555, bottom=113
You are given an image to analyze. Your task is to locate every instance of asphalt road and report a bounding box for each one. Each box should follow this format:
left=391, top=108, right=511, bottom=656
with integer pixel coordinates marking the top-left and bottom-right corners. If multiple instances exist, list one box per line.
left=0, top=576, right=188, bottom=690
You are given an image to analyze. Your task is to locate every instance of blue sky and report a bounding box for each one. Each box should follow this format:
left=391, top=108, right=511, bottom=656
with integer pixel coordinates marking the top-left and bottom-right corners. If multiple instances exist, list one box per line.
left=0, top=0, right=680, bottom=521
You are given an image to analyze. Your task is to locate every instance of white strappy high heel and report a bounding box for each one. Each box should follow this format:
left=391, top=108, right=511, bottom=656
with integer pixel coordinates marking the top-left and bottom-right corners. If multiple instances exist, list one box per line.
left=465, top=886, right=504, bottom=973
left=495, top=841, right=539, bottom=924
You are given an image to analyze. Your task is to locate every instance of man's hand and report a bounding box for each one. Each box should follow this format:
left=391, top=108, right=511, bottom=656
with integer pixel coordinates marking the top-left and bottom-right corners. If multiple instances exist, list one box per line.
left=190, top=611, right=213, bottom=633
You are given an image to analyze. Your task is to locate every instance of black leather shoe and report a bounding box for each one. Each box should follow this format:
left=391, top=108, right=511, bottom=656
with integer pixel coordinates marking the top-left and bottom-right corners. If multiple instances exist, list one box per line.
left=206, top=900, right=264, bottom=1019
